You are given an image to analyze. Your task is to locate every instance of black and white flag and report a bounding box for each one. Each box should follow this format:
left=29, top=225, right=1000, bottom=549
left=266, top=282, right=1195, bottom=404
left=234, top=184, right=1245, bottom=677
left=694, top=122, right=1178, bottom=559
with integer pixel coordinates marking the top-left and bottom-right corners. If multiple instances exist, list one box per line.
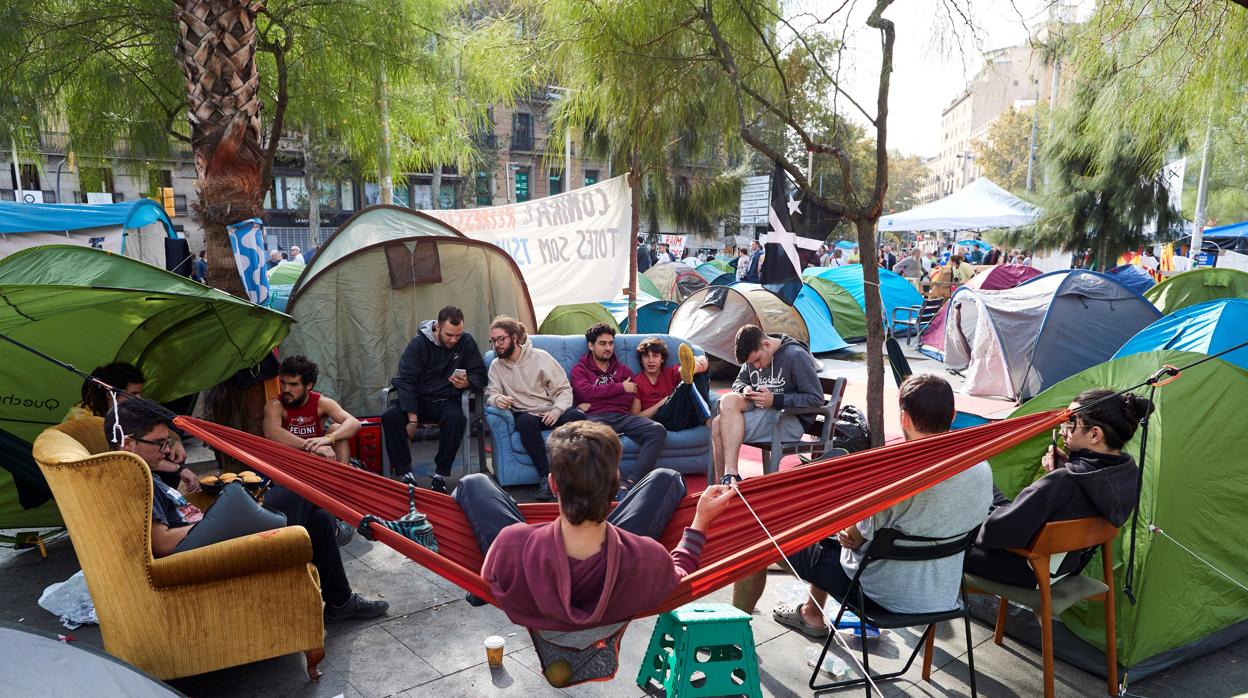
left=760, top=162, right=832, bottom=303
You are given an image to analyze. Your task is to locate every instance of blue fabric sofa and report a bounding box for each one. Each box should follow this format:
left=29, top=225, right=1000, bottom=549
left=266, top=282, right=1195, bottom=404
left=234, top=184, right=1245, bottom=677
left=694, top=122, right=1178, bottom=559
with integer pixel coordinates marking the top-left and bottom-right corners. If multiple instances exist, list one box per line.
left=484, top=334, right=715, bottom=486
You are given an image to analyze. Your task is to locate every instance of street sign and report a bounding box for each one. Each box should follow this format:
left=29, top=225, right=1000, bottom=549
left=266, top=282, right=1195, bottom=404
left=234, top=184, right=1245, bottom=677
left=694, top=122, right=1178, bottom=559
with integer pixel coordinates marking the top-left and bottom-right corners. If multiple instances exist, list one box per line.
left=740, top=174, right=771, bottom=227
left=740, top=215, right=768, bottom=225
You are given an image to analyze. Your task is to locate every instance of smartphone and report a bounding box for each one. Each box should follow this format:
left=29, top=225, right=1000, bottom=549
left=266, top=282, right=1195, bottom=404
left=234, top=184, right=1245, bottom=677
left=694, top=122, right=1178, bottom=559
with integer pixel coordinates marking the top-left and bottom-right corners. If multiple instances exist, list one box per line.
left=453, top=368, right=467, bottom=377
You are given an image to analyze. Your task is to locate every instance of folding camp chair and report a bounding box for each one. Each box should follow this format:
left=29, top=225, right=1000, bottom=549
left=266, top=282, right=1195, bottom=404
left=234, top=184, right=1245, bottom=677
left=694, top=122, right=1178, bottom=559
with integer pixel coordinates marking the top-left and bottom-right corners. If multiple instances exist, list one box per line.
left=746, top=376, right=847, bottom=475
left=375, top=387, right=485, bottom=477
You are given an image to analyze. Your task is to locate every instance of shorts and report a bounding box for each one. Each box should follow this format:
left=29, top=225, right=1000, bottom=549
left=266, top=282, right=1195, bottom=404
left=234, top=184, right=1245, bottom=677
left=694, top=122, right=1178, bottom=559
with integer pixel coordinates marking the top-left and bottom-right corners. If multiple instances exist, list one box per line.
left=739, top=403, right=806, bottom=444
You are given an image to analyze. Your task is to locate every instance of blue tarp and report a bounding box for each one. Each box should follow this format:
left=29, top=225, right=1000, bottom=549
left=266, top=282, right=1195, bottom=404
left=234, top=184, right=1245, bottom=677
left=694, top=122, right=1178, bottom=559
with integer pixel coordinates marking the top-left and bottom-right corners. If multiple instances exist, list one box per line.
left=1113, top=298, right=1248, bottom=371
left=1107, top=264, right=1156, bottom=295
left=793, top=284, right=851, bottom=353
left=1202, top=221, right=1248, bottom=239
left=834, top=240, right=858, bottom=250
left=0, top=200, right=177, bottom=237
left=956, top=239, right=993, bottom=251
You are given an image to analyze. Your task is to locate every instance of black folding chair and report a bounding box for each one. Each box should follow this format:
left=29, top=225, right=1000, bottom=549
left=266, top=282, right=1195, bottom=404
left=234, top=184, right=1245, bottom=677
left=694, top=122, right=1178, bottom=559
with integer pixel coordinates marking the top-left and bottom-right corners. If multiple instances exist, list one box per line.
left=809, top=527, right=979, bottom=697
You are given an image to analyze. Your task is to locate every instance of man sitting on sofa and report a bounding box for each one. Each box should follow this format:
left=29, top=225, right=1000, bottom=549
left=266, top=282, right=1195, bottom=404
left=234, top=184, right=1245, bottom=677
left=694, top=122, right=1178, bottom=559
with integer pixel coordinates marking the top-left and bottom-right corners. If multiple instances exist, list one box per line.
left=105, top=399, right=388, bottom=622
left=631, top=337, right=711, bottom=432
left=712, top=325, right=824, bottom=485
left=485, top=315, right=585, bottom=502
left=571, top=324, right=667, bottom=501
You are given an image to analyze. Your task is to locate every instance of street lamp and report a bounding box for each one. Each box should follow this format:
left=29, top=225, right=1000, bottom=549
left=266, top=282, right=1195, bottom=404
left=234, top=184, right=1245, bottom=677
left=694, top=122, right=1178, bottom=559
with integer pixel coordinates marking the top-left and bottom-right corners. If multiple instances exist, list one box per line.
left=955, top=151, right=975, bottom=189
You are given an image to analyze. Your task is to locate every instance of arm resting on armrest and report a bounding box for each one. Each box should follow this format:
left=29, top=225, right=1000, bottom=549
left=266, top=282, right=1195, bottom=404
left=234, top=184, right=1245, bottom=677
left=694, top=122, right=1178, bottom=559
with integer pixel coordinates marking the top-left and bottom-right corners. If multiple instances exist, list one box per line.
left=148, top=525, right=313, bottom=589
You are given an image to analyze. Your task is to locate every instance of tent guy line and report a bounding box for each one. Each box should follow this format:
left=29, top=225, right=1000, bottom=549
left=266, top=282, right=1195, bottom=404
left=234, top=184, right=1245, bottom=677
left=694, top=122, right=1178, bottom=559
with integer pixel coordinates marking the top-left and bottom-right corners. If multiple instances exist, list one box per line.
left=1148, top=524, right=1248, bottom=595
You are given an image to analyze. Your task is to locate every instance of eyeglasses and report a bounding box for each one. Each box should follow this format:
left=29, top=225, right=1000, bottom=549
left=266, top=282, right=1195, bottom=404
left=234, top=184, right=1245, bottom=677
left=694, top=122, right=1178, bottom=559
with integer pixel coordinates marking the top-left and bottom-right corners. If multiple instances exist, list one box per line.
left=130, top=435, right=173, bottom=451
left=1060, top=417, right=1087, bottom=433
left=489, top=335, right=511, bottom=345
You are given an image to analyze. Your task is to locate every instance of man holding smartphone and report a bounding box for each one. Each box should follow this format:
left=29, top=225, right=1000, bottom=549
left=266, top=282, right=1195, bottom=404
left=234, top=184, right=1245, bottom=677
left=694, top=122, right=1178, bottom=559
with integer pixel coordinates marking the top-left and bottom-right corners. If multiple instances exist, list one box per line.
left=381, top=306, right=487, bottom=493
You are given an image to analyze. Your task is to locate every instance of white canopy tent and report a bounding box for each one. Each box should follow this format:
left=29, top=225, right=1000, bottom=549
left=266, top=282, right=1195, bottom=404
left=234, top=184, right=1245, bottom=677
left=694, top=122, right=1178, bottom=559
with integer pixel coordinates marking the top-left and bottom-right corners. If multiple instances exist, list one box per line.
left=878, top=177, right=1039, bottom=232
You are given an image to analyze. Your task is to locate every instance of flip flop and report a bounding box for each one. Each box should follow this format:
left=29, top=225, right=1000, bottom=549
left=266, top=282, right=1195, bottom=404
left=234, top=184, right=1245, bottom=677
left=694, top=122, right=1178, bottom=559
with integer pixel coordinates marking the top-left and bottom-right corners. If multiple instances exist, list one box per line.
left=772, top=603, right=830, bottom=639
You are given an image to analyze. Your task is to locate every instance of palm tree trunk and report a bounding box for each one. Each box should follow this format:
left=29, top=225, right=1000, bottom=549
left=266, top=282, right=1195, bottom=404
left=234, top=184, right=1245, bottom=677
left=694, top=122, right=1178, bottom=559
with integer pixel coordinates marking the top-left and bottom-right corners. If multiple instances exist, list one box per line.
left=174, top=0, right=268, bottom=448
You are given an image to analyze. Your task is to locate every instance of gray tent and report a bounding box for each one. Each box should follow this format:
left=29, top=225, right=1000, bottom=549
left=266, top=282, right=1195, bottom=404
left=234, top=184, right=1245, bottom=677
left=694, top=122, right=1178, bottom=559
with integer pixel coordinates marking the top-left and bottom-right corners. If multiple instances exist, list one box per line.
left=668, top=285, right=809, bottom=364
left=943, top=270, right=1161, bottom=400
left=283, top=206, right=536, bottom=415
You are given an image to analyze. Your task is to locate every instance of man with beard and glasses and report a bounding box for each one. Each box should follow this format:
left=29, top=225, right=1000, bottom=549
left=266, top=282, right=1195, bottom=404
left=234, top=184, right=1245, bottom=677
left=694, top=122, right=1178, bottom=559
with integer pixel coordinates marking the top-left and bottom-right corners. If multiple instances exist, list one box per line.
left=485, top=316, right=585, bottom=502
left=263, top=355, right=361, bottom=464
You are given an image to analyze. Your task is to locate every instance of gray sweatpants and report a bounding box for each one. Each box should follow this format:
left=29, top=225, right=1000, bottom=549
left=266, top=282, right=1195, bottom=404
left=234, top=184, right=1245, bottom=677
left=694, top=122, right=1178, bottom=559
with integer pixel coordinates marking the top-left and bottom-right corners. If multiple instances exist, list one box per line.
left=587, top=412, right=667, bottom=483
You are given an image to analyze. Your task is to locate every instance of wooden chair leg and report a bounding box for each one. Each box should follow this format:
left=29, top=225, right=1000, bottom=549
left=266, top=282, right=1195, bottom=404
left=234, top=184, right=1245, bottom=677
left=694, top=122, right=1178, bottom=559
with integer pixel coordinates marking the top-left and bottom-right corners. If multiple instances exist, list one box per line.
left=1038, top=578, right=1055, bottom=698
left=994, top=596, right=1008, bottom=645
left=305, top=648, right=325, bottom=681
left=921, top=623, right=936, bottom=680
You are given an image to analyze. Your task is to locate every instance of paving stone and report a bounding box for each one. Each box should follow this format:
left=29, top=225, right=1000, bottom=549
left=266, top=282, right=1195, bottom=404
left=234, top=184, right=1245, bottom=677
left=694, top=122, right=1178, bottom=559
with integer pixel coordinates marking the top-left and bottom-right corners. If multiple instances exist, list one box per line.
left=169, top=651, right=363, bottom=698
left=323, top=623, right=441, bottom=697
left=383, top=598, right=532, bottom=676
left=333, top=556, right=456, bottom=629
left=508, top=616, right=659, bottom=698
left=1129, top=648, right=1248, bottom=697
left=391, top=656, right=565, bottom=698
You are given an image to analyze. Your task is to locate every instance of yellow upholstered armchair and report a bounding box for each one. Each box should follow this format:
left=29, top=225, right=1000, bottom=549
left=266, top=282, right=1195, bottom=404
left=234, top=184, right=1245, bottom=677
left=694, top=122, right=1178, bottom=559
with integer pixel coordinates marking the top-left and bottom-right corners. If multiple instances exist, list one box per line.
left=33, top=417, right=326, bottom=681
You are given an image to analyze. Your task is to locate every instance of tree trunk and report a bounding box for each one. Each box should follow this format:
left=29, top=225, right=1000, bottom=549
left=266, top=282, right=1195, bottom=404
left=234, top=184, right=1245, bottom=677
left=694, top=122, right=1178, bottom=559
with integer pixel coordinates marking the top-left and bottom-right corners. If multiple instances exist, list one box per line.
left=175, top=0, right=269, bottom=451
left=377, top=60, right=394, bottom=205
left=303, top=131, right=320, bottom=246
left=855, top=218, right=886, bottom=448
left=431, top=167, right=442, bottom=209
left=627, top=169, right=641, bottom=331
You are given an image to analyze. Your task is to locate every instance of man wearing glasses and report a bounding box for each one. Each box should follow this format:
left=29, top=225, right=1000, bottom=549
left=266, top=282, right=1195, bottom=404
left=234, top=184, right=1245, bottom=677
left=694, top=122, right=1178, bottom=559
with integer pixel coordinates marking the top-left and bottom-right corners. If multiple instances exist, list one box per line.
left=485, top=316, right=585, bottom=502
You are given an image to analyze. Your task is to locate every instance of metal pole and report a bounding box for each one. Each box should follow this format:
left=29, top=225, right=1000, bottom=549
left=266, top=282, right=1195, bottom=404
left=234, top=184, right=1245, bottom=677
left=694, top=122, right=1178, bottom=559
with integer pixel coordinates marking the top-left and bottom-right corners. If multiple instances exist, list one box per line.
left=1025, top=94, right=1040, bottom=192
left=565, top=126, right=574, bottom=190
left=377, top=59, right=394, bottom=206
left=1192, top=122, right=1214, bottom=262
left=11, top=139, right=23, bottom=194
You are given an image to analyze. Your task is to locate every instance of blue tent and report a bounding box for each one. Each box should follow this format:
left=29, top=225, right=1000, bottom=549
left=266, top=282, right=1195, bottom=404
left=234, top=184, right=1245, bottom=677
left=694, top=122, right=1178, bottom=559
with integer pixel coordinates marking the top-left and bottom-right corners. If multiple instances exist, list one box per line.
left=0, top=200, right=176, bottom=236
left=800, top=264, right=924, bottom=339
left=0, top=200, right=177, bottom=262
left=793, top=284, right=852, bottom=353
left=834, top=240, right=858, bottom=250
left=1107, top=264, right=1156, bottom=295
left=600, top=295, right=679, bottom=334
left=1113, top=298, right=1248, bottom=371
left=956, top=239, right=993, bottom=251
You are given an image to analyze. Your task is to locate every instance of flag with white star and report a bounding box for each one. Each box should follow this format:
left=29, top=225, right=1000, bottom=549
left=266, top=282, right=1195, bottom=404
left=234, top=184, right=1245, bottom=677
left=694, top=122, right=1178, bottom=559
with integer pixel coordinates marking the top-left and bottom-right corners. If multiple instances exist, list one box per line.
left=760, top=162, right=828, bottom=303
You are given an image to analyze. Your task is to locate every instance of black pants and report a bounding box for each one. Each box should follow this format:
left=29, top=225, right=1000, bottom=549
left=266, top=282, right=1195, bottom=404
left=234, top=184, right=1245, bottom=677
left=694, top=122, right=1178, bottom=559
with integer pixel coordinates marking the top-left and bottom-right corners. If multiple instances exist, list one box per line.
left=963, top=486, right=1044, bottom=587
left=381, top=396, right=467, bottom=477
left=586, top=413, right=666, bottom=484
left=264, top=484, right=351, bottom=606
left=787, top=538, right=858, bottom=604
left=652, top=376, right=712, bottom=432
left=513, top=408, right=587, bottom=478
left=452, top=468, right=686, bottom=555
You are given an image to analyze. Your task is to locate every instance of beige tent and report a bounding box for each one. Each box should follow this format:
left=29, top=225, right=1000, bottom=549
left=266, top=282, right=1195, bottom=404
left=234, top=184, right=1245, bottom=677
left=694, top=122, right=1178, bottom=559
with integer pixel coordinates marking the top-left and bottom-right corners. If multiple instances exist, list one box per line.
left=668, top=286, right=809, bottom=363
left=642, top=261, right=709, bottom=301
left=283, top=206, right=535, bottom=415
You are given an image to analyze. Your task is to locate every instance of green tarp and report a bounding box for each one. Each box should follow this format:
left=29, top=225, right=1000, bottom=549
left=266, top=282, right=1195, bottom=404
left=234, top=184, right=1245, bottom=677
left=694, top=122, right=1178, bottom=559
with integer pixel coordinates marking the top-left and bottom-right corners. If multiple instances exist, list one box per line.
left=0, top=246, right=292, bottom=527
left=267, top=262, right=305, bottom=286
left=990, top=350, right=1248, bottom=672
left=1145, top=267, right=1248, bottom=315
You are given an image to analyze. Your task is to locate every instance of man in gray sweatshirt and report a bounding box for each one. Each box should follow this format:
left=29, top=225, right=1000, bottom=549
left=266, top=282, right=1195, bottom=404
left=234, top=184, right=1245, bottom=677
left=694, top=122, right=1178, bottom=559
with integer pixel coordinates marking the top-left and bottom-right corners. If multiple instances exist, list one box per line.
left=712, top=325, right=825, bottom=484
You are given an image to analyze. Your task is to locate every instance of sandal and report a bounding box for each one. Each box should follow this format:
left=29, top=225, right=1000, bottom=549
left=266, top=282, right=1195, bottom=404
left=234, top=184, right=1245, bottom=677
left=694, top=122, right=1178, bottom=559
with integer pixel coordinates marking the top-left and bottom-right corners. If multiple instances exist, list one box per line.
left=772, top=603, right=829, bottom=639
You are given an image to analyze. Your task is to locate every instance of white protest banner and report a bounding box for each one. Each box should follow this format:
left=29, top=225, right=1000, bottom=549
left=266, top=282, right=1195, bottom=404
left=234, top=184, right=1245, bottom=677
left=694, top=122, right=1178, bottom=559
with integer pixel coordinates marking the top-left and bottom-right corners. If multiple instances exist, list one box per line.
left=424, top=176, right=632, bottom=322
left=659, top=234, right=688, bottom=259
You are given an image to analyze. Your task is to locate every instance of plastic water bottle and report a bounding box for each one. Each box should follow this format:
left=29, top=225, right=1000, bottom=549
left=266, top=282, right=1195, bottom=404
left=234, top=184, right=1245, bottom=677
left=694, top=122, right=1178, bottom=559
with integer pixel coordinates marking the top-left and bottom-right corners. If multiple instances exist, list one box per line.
left=805, top=645, right=849, bottom=678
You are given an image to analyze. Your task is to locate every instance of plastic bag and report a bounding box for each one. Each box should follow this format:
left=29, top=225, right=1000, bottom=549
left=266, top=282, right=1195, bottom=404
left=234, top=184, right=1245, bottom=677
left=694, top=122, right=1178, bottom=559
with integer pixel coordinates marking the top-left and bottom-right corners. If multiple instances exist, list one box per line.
left=38, top=570, right=97, bottom=630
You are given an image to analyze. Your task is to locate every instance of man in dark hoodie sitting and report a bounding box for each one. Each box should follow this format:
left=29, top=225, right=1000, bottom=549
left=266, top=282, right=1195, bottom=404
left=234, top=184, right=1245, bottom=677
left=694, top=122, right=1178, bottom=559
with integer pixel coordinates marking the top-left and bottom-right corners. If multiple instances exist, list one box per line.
left=453, top=420, right=734, bottom=631
left=966, top=389, right=1151, bottom=587
left=570, top=324, right=667, bottom=500
left=713, top=325, right=825, bottom=485
left=381, top=306, right=487, bottom=493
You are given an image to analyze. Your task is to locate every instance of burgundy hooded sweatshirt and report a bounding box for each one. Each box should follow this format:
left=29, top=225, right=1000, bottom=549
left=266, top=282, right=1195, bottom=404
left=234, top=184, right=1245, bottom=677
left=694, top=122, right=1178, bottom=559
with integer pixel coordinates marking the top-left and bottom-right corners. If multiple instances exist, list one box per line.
left=570, top=351, right=636, bottom=415
left=482, top=520, right=707, bottom=631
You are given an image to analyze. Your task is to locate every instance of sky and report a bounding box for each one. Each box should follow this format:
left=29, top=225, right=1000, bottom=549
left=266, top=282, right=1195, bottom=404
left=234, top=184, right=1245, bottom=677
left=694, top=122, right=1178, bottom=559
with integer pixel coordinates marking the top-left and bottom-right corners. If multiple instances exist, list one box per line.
left=820, top=0, right=1083, bottom=157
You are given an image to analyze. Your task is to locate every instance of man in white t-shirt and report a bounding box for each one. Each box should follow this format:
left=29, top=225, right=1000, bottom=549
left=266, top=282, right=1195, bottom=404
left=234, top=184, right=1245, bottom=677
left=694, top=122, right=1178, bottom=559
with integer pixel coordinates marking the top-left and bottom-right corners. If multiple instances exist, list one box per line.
left=733, top=374, right=993, bottom=633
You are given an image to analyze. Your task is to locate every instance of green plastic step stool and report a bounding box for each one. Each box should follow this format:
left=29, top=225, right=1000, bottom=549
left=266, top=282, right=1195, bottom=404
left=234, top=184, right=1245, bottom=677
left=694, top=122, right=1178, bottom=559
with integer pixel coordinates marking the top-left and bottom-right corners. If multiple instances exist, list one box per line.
left=636, top=602, right=762, bottom=697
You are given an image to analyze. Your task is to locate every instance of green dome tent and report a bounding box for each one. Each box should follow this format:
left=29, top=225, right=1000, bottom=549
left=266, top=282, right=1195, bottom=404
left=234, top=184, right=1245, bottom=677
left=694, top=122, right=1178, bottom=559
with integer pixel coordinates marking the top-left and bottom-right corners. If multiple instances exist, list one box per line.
left=267, top=261, right=305, bottom=286
left=538, top=303, right=619, bottom=336
left=990, top=350, right=1248, bottom=679
left=638, top=273, right=663, bottom=299
left=0, top=246, right=292, bottom=528
left=1145, top=267, right=1248, bottom=315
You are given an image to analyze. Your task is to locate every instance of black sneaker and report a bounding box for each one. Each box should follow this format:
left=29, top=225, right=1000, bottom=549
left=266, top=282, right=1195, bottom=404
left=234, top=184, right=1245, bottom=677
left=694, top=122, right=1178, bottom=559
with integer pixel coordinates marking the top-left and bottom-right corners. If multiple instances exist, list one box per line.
left=429, top=476, right=449, bottom=494
left=334, top=519, right=355, bottom=547
left=535, top=480, right=555, bottom=502
left=324, top=593, right=389, bottom=623
left=719, top=473, right=742, bottom=486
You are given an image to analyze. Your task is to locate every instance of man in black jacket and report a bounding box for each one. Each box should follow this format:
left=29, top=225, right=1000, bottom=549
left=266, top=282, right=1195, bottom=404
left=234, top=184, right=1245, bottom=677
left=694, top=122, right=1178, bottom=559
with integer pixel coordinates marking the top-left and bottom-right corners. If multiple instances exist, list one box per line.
left=381, top=306, right=487, bottom=492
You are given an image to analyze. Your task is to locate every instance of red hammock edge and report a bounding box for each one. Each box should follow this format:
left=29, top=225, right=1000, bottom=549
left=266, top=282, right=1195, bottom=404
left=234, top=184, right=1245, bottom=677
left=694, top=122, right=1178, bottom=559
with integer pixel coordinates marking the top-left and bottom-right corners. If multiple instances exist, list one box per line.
left=175, top=407, right=1067, bottom=617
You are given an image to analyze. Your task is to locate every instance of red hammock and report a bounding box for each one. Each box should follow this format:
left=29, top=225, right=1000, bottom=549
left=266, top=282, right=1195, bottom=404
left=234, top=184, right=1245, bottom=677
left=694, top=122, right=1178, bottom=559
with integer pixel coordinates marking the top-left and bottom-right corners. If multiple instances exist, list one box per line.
left=175, top=409, right=1065, bottom=616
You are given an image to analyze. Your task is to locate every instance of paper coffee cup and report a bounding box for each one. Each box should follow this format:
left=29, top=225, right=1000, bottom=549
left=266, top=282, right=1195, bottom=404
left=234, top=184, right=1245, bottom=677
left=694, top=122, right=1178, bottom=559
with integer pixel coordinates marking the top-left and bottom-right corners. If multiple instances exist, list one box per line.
left=484, top=635, right=505, bottom=668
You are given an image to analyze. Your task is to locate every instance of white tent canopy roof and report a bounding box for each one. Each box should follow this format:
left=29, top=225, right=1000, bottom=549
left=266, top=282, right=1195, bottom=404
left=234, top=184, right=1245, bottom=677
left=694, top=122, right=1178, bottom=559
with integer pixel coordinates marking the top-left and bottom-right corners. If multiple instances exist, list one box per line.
left=879, top=177, right=1040, bottom=232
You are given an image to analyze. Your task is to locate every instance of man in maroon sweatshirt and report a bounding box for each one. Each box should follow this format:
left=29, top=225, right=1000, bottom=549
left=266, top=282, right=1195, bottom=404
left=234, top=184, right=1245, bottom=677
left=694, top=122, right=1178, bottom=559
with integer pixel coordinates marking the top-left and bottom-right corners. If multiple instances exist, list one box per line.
left=452, top=420, right=733, bottom=631
left=570, top=323, right=667, bottom=499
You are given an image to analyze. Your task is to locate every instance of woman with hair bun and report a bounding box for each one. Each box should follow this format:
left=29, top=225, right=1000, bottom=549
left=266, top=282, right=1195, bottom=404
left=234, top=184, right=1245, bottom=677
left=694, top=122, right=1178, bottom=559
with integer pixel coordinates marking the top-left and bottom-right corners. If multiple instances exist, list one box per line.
left=966, top=389, right=1154, bottom=587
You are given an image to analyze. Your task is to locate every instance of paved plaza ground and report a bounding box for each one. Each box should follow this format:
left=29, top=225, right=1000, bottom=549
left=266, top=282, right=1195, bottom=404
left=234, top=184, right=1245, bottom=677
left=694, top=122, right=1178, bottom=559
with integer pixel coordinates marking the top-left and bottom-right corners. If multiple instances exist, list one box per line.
left=3, top=346, right=1245, bottom=697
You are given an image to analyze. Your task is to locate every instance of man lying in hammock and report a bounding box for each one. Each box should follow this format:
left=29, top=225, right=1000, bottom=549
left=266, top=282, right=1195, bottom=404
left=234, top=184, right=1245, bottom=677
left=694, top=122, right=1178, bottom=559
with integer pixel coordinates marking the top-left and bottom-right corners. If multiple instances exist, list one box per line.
left=453, top=420, right=734, bottom=630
